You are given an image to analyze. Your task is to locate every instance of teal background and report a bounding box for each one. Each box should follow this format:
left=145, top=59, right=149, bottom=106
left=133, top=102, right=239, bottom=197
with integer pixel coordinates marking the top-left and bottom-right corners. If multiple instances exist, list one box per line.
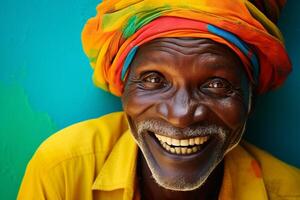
left=0, top=0, right=299, bottom=199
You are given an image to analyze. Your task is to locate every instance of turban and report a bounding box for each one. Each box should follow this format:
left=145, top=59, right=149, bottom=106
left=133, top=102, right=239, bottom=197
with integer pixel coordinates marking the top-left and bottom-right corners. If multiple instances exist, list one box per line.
left=81, top=0, right=291, bottom=96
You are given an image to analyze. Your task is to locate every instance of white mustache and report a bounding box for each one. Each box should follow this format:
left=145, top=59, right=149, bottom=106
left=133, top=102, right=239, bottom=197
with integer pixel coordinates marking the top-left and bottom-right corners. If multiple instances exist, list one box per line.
left=136, top=119, right=229, bottom=138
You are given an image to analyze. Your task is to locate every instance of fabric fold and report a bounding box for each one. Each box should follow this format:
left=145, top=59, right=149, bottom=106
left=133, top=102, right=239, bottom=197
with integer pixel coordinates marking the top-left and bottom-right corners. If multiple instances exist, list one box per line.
left=82, top=0, right=291, bottom=96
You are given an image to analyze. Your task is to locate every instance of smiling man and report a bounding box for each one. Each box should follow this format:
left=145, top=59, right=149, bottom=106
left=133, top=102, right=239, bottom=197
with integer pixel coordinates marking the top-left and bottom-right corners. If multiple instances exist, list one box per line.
left=18, top=0, right=300, bottom=200
left=122, top=37, right=251, bottom=194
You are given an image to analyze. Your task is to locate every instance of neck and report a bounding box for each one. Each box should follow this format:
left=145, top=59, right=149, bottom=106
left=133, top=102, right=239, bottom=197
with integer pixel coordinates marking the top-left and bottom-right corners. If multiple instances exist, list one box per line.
left=137, top=151, right=224, bottom=200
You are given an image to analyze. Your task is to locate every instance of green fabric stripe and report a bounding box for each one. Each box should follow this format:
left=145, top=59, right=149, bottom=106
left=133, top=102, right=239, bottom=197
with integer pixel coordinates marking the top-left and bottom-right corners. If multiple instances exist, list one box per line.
left=122, top=5, right=171, bottom=39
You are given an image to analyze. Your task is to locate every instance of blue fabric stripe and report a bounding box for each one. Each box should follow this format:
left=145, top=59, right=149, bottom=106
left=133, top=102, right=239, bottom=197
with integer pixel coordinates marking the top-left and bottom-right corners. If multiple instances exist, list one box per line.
left=207, top=24, right=259, bottom=83
left=122, top=46, right=138, bottom=80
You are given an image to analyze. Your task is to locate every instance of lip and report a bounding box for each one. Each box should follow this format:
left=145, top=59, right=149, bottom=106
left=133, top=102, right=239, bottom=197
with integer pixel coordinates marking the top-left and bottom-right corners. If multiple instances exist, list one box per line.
left=145, top=131, right=219, bottom=163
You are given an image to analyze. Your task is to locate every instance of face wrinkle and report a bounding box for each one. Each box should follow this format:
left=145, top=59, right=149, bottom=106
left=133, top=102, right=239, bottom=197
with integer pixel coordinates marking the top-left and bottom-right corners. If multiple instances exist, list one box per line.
left=131, top=118, right=228, bottom=191
left=122, top=37, right=252, bottom=193
left=131, top=103, right=250, bottom=191
left=145, top=38, right=231, bottom=57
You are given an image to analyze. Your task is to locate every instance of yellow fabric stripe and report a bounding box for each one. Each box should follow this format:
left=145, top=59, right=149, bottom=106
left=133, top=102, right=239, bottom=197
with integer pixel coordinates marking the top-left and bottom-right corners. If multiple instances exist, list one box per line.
left=245, top=1, right=284, bottom=42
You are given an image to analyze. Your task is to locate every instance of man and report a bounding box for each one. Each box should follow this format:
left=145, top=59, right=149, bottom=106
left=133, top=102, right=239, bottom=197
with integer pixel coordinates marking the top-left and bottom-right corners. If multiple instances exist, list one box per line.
left=18, top=0, right=300, bottom=199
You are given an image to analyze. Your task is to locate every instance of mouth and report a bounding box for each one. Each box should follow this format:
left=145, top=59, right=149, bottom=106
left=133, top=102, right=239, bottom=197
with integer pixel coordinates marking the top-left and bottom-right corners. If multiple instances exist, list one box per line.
left=153, top=133, right=210, bottom=155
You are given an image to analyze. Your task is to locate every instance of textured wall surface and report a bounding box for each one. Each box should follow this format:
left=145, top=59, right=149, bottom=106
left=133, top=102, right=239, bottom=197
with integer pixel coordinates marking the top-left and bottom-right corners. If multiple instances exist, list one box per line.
left=0, top=0, right=299, bottom=199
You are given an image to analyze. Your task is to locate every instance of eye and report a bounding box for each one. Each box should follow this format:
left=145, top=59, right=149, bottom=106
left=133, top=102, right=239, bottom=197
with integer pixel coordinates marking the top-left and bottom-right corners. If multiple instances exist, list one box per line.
left=201, top=78, right=234, bottom=97
left=208, top=80, right=226, bottom=88
left=145, top=75, right=162, bottom=83
left=140, top=72, right=168, bottom=90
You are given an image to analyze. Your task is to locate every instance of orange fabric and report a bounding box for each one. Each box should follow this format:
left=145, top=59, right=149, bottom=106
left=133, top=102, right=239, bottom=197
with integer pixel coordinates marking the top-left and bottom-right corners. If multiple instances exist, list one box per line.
left=81, top=0, right=291, bottom=96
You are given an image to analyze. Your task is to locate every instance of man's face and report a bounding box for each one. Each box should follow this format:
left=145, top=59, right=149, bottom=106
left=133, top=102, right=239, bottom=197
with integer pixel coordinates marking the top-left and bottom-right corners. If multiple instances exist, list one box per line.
left=122, top=38, right=251, bottom=191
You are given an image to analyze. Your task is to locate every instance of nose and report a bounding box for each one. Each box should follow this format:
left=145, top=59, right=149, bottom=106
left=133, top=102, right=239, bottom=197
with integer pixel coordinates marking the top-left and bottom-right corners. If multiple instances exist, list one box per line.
left=156, top=88, right=209, bottom=128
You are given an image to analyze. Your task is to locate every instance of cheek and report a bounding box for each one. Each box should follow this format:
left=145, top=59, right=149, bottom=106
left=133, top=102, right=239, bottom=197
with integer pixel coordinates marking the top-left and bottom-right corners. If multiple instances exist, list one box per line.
left=122, top=87, right=156, bottom=119
left=211, top=98, right=248, bottom=130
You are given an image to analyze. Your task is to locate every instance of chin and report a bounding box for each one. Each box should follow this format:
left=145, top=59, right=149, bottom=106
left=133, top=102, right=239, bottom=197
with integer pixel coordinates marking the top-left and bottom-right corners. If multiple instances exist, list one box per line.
left=126, top=115, right=247, bottom=192
left=131, top=127, right=228, bottom=191
left=148, top=149, right=225, bottom=191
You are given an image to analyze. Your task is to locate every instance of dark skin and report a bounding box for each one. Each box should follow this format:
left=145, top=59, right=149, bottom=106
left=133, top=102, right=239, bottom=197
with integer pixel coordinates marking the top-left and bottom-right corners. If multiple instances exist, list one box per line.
left=138, top=151, right=224, bottom=200
left=122, top=38, right=251, bottom=200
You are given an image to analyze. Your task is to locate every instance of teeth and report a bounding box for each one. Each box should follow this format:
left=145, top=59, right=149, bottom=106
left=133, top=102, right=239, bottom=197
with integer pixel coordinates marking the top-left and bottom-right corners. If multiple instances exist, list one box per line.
left=180, top=139, right=189, bottom=146
left=172, top=139, right=180, bottom=146
left=192, top=146, right=198, bottom=153
left=162, top=143, right=167, bottom=149
left=195, top=137, right=200, bottom=145
left=166, top=145, right=170, bottom=151
left=189, top=138, right=195, bottom=146
left=156, top=134, right=210, bottom=155
left=181, top=147, right=187, bottom=154
left=170, top=148, right=175, bottom=154
left=156, top=134, right=209, bottom=147
left=167, top=137, right=172, bottom=145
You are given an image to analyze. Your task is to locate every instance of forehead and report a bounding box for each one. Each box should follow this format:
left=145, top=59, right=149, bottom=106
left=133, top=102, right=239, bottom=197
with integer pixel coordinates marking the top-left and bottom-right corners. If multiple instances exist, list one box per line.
left=137, top=38, right=233, bottom=55
left=129, top=38, right=246, bottom=80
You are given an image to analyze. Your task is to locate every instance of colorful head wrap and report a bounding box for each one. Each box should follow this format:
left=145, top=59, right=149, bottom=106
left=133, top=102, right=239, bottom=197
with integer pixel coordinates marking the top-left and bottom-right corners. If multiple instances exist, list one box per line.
left=82, top=0, right=291, bottom=96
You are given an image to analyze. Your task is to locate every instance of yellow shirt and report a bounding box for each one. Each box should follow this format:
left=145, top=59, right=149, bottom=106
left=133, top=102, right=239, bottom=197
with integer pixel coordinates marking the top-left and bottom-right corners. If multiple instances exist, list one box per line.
left=18, top=112, right=300, bottom=200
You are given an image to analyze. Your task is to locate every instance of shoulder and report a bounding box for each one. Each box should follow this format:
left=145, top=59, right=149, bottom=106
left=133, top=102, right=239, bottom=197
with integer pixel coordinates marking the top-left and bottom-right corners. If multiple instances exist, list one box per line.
left=18, top=112, right=129, bottom=199
left=241, top=142, right=300, bottom=199
left=28, top=111, right=128, bottom=174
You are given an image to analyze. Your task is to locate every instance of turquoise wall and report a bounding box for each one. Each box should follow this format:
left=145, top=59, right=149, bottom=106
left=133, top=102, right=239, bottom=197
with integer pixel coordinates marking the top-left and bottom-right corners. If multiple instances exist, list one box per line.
left=0, top=0, right=299, bottom=199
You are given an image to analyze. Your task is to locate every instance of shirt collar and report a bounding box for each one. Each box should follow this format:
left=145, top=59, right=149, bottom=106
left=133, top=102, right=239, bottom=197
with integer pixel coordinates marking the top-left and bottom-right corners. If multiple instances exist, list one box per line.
left=92, top=129, right=138, bottom=199
left=92, top=129, right=268, bottom=200
left=219, top=142, right=268, bottom=200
